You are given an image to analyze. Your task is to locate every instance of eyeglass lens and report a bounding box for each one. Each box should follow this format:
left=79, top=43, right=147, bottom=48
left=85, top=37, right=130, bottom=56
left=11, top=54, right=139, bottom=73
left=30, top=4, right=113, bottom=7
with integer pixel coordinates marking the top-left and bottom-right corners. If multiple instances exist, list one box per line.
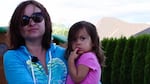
left=22, top=12, right=44, bottom=26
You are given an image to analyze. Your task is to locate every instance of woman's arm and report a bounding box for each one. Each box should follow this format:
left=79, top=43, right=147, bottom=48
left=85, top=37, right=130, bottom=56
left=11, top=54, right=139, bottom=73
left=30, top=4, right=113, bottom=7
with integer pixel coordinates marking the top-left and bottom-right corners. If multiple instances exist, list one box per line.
left=3, top=51, right=33, bottom=84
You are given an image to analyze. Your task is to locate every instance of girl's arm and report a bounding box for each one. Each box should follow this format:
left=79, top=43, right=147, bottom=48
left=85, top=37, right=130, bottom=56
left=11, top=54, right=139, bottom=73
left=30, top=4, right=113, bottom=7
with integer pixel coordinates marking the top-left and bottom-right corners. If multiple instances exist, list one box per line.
left=68, top=49, right=89, bottom=83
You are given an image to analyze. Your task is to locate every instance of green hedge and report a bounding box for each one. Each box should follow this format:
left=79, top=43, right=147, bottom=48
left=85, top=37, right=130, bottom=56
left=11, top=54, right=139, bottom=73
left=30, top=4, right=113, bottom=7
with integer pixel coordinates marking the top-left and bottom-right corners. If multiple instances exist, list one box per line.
left=101, top=34, right=150, bottom=84
left=132, top=35, right=148, bottom=84
left=111, top=37, right=126, bottom=84
left=144, top=38, right=150, bottom=84
left=120, top=36, right=135, bottom=84
left=101, top=38, right=117, bottom=84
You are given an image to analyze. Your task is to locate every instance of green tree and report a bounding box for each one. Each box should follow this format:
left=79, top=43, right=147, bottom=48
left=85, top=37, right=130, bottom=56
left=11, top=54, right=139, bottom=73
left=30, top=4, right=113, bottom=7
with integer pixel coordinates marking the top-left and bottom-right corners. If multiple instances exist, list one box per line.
left=132, top=35, right=149, bottom=84
left=144, top=35, right=150, bottom=84
left=111, top=37, right=126, bottom=84
left=120, top=36, right=135, bottom=84
left=101, top=38, right=109, bottom=51
left=102, top=38, right=117, bottom=84
left=52, top=23, right=68, bottom=36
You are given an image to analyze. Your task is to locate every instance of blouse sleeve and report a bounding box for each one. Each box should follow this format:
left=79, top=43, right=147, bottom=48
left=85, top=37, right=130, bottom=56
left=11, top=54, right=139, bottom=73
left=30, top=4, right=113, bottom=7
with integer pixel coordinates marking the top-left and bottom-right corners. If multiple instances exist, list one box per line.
left=3, top=50, right=34, bottom=84
left=77, top=52, right=100, bottom=70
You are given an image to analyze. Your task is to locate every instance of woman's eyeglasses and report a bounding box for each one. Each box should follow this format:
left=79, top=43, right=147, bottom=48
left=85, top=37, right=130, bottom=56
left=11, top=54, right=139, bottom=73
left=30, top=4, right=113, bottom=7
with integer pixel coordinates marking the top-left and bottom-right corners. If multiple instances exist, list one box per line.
left=22, top=12, right=44, bottom=26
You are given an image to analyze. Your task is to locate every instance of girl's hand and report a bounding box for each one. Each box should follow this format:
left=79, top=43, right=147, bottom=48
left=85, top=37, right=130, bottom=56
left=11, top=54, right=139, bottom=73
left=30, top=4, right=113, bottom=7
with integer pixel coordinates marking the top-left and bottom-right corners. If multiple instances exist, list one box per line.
left=69, top=48, right=79, bottom=60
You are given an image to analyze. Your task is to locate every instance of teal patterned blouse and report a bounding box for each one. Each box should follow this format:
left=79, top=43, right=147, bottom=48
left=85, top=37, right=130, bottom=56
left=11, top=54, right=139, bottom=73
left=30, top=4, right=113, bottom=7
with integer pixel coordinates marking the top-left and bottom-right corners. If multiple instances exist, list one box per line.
left=4, top=43, right=68, bottom=84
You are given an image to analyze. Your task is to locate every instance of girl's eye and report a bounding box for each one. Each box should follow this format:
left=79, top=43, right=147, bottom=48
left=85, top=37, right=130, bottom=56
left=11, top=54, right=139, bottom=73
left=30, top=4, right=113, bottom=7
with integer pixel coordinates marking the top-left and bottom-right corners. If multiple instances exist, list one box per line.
left=80, top=37, right=86, bottom=41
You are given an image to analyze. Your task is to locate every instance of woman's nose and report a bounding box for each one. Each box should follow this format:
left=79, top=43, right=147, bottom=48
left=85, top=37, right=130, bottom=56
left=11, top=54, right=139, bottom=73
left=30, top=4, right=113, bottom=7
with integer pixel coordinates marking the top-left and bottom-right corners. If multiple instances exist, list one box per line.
left=29, top=19, right=36, bottom=26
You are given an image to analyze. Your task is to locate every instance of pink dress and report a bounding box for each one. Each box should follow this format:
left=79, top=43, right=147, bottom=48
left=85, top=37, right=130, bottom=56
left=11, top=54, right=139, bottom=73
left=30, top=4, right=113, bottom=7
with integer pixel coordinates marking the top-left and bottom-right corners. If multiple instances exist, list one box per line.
left=66, top=52, right=101, bottom=84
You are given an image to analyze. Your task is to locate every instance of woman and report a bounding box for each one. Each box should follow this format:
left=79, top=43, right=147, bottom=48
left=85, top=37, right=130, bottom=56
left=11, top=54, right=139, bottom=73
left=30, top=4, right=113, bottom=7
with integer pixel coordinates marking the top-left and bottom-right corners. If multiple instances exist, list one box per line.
left=3, top=0, right=67, bottom=84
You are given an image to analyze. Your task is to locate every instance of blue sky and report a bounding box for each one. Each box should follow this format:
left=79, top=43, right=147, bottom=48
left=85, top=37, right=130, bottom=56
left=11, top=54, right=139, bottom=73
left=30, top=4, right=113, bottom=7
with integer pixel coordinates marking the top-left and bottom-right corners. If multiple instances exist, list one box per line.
left=1, top=0, right=150, bottom=27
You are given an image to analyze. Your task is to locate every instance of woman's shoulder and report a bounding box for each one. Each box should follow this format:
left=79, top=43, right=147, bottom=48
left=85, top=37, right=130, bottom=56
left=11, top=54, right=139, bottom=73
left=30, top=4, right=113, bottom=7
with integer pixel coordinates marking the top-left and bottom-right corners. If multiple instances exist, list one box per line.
left=3, top=49, right=20, bottom=64
left=3, top=46, right=28, bottom=62
left=50, top=43, right=66, bottom=52
left=4, top=49, right=18, bottom=56
left=50, top=43, right=67, bottom=66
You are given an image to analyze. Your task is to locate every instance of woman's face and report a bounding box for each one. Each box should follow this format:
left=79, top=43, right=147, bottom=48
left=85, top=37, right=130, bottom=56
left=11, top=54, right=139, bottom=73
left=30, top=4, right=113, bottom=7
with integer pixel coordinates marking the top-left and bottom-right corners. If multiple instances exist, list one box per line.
left=20, top=4, right=45, bottom=41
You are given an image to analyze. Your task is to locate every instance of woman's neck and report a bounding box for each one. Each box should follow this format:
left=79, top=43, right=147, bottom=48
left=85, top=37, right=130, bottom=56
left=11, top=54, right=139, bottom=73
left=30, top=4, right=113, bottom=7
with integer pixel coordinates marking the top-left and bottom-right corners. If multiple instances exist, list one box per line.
left=26, top=42, right=48, bottom=73
left=25, top=40, right=44, bottom=56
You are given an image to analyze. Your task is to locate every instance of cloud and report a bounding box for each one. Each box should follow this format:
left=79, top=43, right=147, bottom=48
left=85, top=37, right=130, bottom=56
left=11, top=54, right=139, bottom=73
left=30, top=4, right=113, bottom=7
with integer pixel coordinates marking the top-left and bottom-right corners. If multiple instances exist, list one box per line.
left=45, top=0, right=150, bottom=25
left=0, top=0, right=150, bottom=26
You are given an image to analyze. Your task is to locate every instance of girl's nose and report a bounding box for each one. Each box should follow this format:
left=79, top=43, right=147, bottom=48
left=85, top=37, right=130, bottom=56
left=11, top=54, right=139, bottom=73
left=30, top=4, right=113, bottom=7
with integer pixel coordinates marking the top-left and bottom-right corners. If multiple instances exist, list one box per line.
left=76, top=39, right=81, bottom=44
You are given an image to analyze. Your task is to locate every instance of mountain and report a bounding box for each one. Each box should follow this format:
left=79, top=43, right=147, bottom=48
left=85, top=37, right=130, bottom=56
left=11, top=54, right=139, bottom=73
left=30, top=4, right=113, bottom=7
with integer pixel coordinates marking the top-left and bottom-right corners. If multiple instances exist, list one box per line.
left=96, top=17, right=150, bottom=40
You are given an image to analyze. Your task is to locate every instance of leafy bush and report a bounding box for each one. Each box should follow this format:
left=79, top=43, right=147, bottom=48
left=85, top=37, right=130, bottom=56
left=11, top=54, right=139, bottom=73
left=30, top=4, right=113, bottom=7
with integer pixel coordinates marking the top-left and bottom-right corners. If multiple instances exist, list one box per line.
left=52, top=23, right=69, bottom=36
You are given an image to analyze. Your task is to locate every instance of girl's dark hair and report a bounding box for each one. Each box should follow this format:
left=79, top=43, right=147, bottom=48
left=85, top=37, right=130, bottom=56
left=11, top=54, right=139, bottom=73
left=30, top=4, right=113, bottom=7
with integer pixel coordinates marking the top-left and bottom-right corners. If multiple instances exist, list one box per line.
left=9, top=0, right=52, bottom=50
left=65, top=21, right=106, bottom=67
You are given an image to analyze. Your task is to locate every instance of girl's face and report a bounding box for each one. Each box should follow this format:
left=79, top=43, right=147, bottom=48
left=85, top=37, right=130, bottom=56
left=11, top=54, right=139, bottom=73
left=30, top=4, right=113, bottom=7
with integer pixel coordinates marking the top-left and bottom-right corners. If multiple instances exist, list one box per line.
left=72, top=28, right=93, bottom=55
left=20, top=4, right=45, bottom=41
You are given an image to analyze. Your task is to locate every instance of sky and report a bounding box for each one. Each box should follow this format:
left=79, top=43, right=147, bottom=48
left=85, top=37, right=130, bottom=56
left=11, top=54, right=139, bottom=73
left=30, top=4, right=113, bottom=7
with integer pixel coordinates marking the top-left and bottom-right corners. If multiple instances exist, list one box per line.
left=1, top=0, right=150, bottom=27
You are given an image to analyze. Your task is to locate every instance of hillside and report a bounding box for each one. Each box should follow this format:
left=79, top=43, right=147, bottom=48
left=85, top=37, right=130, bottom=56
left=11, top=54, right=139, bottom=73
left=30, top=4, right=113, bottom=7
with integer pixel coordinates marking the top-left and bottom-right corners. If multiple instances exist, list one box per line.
left=96, top=17, right=150, bottom=40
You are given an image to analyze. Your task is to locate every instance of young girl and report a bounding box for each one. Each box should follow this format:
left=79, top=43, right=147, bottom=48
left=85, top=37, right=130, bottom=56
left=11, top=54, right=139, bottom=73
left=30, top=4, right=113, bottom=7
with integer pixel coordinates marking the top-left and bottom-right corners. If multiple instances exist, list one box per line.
left=65, top=21, right=106, bottom=84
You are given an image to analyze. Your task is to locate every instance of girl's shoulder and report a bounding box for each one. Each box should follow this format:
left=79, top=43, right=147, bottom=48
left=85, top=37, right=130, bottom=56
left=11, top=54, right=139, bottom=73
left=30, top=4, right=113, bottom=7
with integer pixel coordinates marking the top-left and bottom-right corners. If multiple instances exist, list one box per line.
left=81, top=52, right=96, bottom=57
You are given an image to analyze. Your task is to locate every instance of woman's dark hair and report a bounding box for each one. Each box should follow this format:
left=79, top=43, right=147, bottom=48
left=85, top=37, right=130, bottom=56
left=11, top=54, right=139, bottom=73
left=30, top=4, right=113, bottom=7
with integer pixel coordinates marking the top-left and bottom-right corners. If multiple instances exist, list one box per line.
left=9, top=0, right=52, bottom=50
left=65, top=21, right=106, bottom=67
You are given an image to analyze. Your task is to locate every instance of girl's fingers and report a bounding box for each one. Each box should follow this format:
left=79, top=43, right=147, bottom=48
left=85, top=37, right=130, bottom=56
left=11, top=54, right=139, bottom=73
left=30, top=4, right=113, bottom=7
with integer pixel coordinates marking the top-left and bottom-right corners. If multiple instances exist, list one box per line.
left=74, top=48, right=78, bottom=54
left=70, top=48, right=79, bottom=59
